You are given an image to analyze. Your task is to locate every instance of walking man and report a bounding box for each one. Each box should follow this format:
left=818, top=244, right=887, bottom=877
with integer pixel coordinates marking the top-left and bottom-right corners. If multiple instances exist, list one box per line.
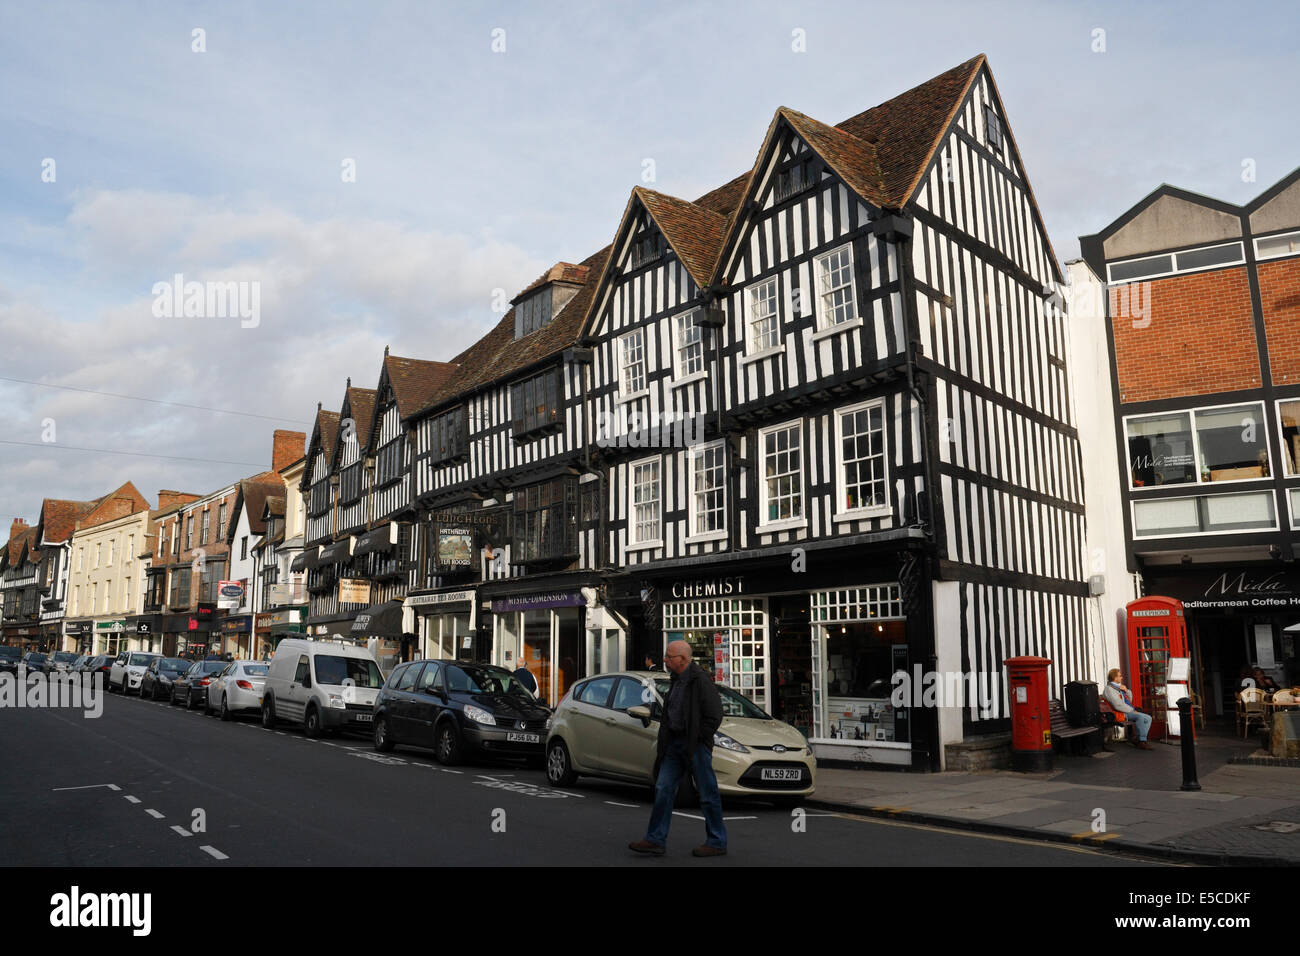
left=1103, top=667, right=1153, bottom=749
left=629, top=640, right=727, bottom=857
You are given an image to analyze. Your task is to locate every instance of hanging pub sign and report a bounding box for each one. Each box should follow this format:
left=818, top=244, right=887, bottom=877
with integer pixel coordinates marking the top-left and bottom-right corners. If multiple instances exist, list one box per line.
left=426, top=509, right=508, bottom=571
left=338, top=578, right=372, bottom=604
left=217, top=580, right=244, bottom=610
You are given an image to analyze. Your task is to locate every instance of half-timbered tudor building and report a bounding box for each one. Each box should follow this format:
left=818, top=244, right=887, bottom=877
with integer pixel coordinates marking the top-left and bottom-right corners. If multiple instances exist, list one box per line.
left=1076, top=166, right=1300, bottom=721
left=1, top=520, right=42, bottom=649
left=298, top=405, right=342, bottom=633
left=577, top=54, right=1087, bottom=769
left=407, top=258, right=612, bottom=705
left=251, top=452, right=309, bottom=655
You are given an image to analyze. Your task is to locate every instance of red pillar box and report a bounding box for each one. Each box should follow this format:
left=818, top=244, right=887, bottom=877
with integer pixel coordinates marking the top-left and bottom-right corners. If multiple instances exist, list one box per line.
left=1005, top=656, right=1053, bottom=772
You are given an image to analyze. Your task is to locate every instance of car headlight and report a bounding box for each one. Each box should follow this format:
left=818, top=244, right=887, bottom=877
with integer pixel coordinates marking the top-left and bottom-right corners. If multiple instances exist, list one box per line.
left=713, top=732, right=750, bottom=754
left=464, top=704, right=496, bottom=726
left=327, top=694, right=347, bottom=709
left=544, top=715, right=553, bottom=731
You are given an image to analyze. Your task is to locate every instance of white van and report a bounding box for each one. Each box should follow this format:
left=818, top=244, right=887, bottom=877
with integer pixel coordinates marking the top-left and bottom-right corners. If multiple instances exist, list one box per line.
left=261, top=639, right=385, bottom=737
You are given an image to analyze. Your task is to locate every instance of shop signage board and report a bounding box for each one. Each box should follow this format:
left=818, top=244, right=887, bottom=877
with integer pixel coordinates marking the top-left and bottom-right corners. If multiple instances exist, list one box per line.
left=1149, top=568, right=1300, bottom=611
left=95, top=620, right=126, bottom=632
left=338, top=578, right=372, bottom=605
left=669, top=576, right=746, bottom=599
left=406, top=590, right=475, bottom=608
left=217, top=581, right=244, bottom=610
left=490, top=592, right=584, bottom=613
left=255, top=609, right=302, bottom=629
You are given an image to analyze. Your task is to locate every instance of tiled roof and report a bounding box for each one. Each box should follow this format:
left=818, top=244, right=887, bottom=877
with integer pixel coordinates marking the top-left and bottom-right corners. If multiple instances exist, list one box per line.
left=317, top=409, right=341, bottom=462
left=383, top=355, right=460, bottom=421
left=262, top=496, right=286, bottom=519
left=37, top=498, right=101, bottom=544
left=236, top=475, right=285, bottom=536
left=343, top=387, right=378, bottom=451
left=835, top=54, right=984, bottom=207
left=780, top=108, right=886, bottom=206
left=633, top=188, right=729, bottom=289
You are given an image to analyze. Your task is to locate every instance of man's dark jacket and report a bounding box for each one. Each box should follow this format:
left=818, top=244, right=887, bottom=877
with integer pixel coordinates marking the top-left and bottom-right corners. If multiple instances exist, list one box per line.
left=657, top=662, right=724, bottom=758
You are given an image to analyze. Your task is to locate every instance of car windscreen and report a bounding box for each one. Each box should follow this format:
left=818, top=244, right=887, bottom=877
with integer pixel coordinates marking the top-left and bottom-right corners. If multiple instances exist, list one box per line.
left=717, top=684, right=772, bottom=720
left=54, top=652, right=78, bottom=663
left=445, top=665, right=534, bottom=697
left=240, top=664, right=269, bottom=677
left=313, top=655, right=384, bottom=688
left=199, top=661, right=227, bottom=675
left=0, top=647, right=20, bottom=659
left=128, top=654, right=158, bottom=666
left=27, top=653, right=47, bottom=663
left=160, top=660, right=190, bottom=674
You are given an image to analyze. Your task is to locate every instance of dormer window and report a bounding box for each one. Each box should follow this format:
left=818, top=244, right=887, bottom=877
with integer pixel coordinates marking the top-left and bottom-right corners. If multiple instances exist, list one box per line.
left=775, top=160, right=815, bottom=202
left=630, top=234, right=660, bottom=269
left=515, top=291, right=554, bottom=338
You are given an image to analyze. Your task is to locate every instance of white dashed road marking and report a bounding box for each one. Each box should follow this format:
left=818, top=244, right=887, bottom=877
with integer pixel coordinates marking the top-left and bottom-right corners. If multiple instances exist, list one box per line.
left=124, top=795, right=141, bottom=804
left=605, top=801, right=640, bottom=808
left=145, top=809, right=165, bottom=819
left=170, top=825, right=193, bottom=838
left=199, top=845, right=228, bottom=861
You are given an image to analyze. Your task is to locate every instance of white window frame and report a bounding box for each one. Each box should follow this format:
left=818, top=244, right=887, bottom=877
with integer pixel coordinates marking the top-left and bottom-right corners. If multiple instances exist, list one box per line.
left=673, top=309, right=706, bottom=382
left=619, top=328, right=648, bottom=400
left=628, top=456, right=663, bottom=548
left=757, top=420, right=806, bottom=532
left=813, top=243, right=860, bottom=332
left=1106, top=240, right=1245, bottom=284
left=107, top=538, right=115, bottom=566
left=745, top=276, right=782, bottom=355
left=1124, top=400, right=1272, bottom=491
left=1130, top=489, right=1278, bottom=540
left=1256, top=229, right=1300, bottom=262
left=834, top=399, right=890, bottom=521
left=686, top=440, right=728, bottom=542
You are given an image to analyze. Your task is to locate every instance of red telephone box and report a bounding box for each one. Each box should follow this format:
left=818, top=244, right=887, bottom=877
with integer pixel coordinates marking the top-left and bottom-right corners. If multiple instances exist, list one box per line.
left=1123, top=596, right=1189, bottom=738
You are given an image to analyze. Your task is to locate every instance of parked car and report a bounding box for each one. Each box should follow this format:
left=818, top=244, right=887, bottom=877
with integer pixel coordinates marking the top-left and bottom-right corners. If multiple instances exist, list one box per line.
left=83, top=654, right=115, bottom=683
left=68, top=654, right=89, bottom=673
left=209, top=660, right=269, bottom=720
left=0, top=645, right=20, bottom=674
left=110, top=651, right=160, bottom=694
left=140, top=657, right=191, bottom=701
left=261, top=639, right=385, bottom=738
left=373, top=659, right=551, bottom=766
left=544, top=670, right=816, bottom=807
left=46, top=651, right=80, bottom=674
left=170, top=659, right=230, bottom=711
left=22, top=651, right=48, bottom=675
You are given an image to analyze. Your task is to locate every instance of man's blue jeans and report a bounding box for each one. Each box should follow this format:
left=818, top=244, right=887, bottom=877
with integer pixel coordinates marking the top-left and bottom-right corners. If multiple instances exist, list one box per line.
left=1129, top=710, right=1152, bottom=742
left=645, top=738, right=727, bottom=849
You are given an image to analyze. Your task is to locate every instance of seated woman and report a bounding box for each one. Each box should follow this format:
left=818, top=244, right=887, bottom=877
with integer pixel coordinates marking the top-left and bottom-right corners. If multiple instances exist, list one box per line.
left=1252, top=668, right=1282, bottom=693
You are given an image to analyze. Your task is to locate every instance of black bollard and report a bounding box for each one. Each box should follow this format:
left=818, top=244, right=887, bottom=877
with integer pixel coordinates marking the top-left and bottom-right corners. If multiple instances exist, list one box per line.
left=1177, top=698, right=1200, bottom=791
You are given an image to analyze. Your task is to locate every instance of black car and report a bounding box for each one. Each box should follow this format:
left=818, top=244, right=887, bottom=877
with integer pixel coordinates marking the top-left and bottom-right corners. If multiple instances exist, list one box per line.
left=22, top=652, right=48, bottom=675
left=141, top=657, right=192, bottom=701
left=171, top=659, right=229, bottom=711
left=373, top=659, right=551, bottom=766
left=0, top=645, right=20, bottom=674
left=46, top=651, right=80, bottom=675
left=83, top=655, right=115, bottom=683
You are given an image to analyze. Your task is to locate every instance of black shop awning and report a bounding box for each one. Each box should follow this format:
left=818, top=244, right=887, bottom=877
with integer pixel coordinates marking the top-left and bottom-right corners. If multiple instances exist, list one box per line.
left=318, top=538, right=354, bottom=565
left=349, top=600, right=405, bottom=638
left=354, top=524, right=395, bottom=557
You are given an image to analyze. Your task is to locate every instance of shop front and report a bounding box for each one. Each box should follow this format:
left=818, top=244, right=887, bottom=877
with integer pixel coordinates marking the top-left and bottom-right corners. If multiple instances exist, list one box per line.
left=630, top=558, right=918, bottom=767
left=94, top=619, right=128, bottom=656
left=220, top=616, right=253, bottom=659
left=254, top=608, right=305, bottom=658
left=162, top=609, right=217, bottom=659
left=349, top=599, right=411, bottom=673
left=1142, top=564, right=1300, bottom=722
left=4, top=624, right=40, bottom=649
left=63, top=620, right=93, bottom=655
left=126, top=616, right=161, bottom=654
left=488, top=590, right=586, bottom=707
left=406, top=588, right=477, bottom=663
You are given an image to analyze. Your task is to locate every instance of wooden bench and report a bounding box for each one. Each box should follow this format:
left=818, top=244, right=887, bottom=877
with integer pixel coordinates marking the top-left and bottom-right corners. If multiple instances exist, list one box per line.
left=1049, top=699, right=1103, bottom=755
left=1097, top=698, right=1129, bottom=745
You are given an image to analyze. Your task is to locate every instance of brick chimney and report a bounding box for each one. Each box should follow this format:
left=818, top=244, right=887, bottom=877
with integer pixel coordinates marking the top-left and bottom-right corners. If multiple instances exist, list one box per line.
left=272, top=430, right=307, bottom=474
left=10, top=517, right=27, bottom=539
left=158, top=490, right=201, bottom=511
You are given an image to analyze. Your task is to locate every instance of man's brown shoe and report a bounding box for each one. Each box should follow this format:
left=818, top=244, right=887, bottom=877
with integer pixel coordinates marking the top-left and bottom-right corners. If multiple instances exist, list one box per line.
left=1135, top=741, right=1153, bottom=750
left=692, top=845, right=727, bottom=857
left=628, top=840, right=665, bottom=856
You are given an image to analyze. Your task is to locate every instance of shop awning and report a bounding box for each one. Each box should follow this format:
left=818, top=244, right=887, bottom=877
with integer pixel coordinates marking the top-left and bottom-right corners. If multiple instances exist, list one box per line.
left=318, top=538, right=353, bottom=565
left=350, top=600, right=406, bottom=638
left=290, top=547, right=319, bottom=573
left=354, top=524, right=395, bottom=556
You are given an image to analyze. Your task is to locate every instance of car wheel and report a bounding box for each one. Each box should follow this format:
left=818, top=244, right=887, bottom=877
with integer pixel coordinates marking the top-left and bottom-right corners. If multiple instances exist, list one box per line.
left=261, top=698, right=277, bottom=729
left=219, top=696, right=231, bottom=722
left=373, top=715, right=394, bottom=752
left=203, top=692, right=213, bottom=716
left=434, top=721, right=462, bottom=766
left=186, top=690, right=195, bottom=711
left=170, top=687, right=179, bottom=706
left=304, top=705, right=322, bottom=739
left=545, top=739, right=577, bottom=786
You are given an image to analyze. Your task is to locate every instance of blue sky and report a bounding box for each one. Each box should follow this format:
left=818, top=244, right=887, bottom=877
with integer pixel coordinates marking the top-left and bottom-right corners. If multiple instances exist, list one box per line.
left=1, top=0, right=1298, bottom=524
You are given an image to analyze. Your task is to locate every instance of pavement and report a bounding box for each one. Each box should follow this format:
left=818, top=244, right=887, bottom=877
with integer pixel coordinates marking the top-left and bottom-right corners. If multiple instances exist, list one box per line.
left=807, top=723, right=1300, bottom=865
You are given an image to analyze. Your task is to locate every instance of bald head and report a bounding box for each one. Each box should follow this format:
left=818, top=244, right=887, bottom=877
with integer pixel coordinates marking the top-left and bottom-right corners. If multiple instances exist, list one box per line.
left=664, top=640, right=693, bottom=675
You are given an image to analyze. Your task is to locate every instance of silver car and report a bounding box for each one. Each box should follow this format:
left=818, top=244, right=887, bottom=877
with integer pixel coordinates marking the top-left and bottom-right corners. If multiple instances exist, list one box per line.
left=209, top=660, right=269, bottom=720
